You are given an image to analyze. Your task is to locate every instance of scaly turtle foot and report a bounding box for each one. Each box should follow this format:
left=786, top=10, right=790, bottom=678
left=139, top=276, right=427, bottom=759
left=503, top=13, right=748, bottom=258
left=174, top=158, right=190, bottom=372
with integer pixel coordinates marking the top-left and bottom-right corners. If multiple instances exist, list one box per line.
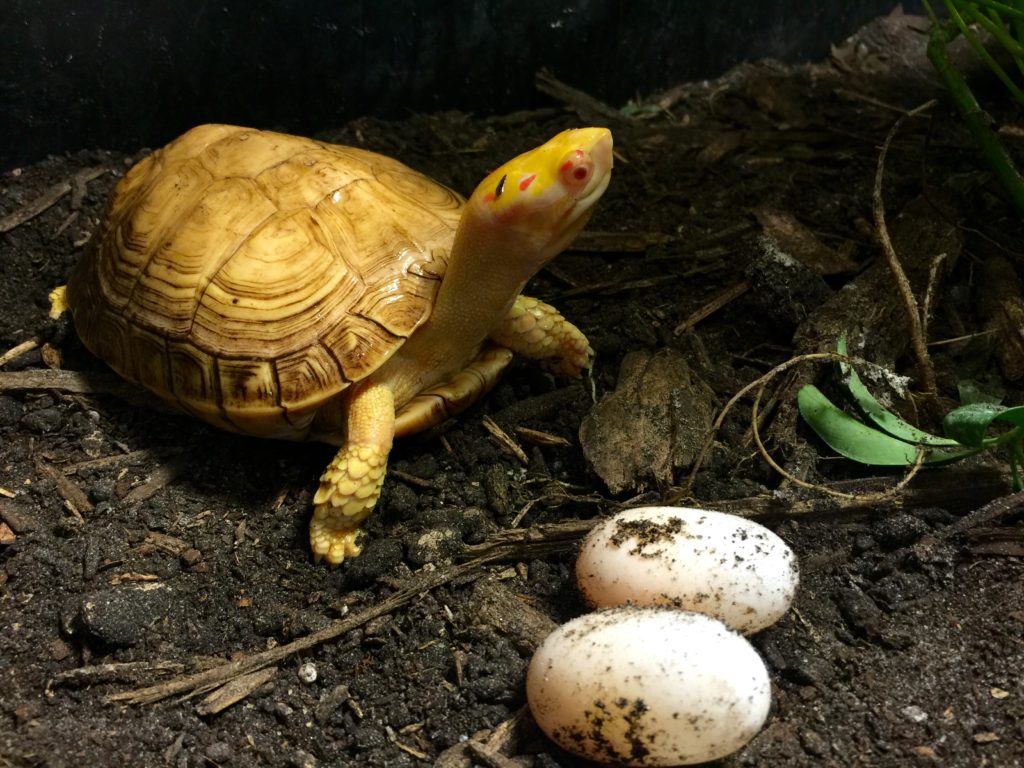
left=310, top=443, right=388, bottom=565
left=309, top=383, right=394, bottom=566
left=491, top=295, right=594, bottom=377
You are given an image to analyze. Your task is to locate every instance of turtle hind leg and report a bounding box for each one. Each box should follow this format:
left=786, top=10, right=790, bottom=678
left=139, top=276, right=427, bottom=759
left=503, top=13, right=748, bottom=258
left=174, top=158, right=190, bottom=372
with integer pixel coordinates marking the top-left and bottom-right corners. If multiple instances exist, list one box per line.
left=49, top=285, right=69, bottom=319
left=310, top=382, right=395, bottom=566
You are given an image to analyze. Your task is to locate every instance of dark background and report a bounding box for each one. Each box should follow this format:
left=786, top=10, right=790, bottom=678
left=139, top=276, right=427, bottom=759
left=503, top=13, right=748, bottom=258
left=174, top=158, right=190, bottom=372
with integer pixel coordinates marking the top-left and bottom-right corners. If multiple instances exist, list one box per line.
left=2, top=1, right=912, bottom=171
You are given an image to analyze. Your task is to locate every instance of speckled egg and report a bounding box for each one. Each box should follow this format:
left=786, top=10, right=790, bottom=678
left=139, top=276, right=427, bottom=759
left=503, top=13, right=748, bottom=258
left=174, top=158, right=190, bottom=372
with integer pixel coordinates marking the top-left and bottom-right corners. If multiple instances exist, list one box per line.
left=526, top=607, right=771, bottom=766
left=576, top=506, right=798, bottom=634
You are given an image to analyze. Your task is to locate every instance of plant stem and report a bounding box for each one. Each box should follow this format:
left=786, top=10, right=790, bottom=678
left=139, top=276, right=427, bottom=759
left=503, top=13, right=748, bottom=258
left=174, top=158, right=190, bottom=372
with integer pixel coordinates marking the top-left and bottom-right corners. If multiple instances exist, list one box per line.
left=927, top=19, right=1024, bottom=216
left=873, top=102, right=941, bottom=402
left=943, top=0, right=1024, bottom=105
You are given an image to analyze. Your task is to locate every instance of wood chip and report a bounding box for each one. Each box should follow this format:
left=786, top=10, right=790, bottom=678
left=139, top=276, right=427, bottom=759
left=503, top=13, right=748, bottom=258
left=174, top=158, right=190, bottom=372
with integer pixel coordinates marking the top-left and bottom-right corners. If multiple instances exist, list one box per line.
left=34, top=459, right=93, bottom=516
left=40, top=343, right=62, bottom=369
left=514, top=426, right=570, bottom=447
left=138, top=531, right=190, bottom=556
left=108, top=572, right=160, bottom=585
left=481, top=416, right=528, bottom=465
left=196, top=667, right=278, bottom=715
left=0, top=502, right=36, bottom=533
left=387, top=729, right=428, bottom=760
left=0, top=522, right=15, bottom=544
left=122, top=461, right=185, bottom=506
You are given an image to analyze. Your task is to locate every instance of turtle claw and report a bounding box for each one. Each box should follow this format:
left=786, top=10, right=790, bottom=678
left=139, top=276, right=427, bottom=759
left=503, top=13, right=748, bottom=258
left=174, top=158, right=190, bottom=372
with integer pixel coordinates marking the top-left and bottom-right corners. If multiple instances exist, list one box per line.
left=310, top=524, right=364, bottom=566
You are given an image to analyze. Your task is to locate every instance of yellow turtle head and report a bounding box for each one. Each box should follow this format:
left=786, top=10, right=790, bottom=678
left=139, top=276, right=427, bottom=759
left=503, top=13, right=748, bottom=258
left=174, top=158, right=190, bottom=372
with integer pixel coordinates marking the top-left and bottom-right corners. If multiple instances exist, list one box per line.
left=467, top=128, right=613, bottom=262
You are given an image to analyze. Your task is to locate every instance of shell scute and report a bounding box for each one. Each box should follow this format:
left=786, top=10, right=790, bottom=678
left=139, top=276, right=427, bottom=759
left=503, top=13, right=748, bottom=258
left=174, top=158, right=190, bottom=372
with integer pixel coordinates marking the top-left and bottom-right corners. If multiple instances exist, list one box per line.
left=276, top=342, right=347, bottom=412
left=128, top=325, right=171, bottom=394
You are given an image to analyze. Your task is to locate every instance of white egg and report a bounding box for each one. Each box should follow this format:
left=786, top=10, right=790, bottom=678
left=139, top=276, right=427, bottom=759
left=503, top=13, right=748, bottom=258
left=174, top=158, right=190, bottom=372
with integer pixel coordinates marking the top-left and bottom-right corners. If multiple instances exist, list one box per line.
left=576, top=506, right=798, bottom=634
left=526, top=608, right=771, bottom=766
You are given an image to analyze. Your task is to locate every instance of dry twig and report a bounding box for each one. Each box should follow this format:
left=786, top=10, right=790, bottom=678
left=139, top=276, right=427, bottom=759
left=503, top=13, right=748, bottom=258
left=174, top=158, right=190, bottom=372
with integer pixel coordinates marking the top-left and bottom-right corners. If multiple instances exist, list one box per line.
left=0, top=338, right=40, bottom=368
left=0, top=166, right=109, bottom=233
left=673, top=280, right=751, bottom=336
left=873, top=100, right=940, bottom=400
left=106, top=555, right=499, bottom=706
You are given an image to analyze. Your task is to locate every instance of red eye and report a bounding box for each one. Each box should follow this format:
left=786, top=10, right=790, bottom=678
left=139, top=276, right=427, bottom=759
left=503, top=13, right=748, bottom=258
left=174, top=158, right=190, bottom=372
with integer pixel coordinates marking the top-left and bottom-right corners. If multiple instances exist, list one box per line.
left=560, top=151, right=593, bottom=187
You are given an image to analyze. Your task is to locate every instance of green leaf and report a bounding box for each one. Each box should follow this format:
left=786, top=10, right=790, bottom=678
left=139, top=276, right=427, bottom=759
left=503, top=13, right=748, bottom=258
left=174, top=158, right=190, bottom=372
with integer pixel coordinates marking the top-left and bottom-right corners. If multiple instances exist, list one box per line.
left=800, top=386, right=979, bottom=466
left=837, top=337, right=959, bottom=447
left=957, top=379, right=1003, bottom=406
left=944, top=403, right=1024, bottom=446
left=798, top=385, right=925, bottom=465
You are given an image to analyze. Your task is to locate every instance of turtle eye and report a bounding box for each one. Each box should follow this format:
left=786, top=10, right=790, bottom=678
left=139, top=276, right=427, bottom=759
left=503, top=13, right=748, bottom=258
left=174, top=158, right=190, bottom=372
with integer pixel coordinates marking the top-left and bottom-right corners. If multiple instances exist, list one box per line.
left=559, top=149, right=593, bottom=189
left=494, top=174, right=507, bottom=199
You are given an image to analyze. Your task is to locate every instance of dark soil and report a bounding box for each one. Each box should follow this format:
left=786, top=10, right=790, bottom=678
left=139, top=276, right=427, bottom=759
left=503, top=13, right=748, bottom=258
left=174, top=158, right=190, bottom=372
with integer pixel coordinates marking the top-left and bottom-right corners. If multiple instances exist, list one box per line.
left=2, top=11, right=1023, bottom=768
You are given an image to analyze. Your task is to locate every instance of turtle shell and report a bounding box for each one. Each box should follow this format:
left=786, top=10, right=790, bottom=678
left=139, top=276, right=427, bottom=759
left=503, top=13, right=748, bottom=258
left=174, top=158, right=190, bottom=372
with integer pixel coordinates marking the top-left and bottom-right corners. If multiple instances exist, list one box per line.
left=67, top=124, right=463, bottom=439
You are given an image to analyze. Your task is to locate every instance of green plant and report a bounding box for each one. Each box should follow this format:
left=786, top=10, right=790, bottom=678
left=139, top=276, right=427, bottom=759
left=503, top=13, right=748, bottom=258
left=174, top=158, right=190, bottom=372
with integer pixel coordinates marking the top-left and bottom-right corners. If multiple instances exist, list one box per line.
left=923, top=0, right=1024, bottom=214
left=798, top=337, right=1024, bottom=490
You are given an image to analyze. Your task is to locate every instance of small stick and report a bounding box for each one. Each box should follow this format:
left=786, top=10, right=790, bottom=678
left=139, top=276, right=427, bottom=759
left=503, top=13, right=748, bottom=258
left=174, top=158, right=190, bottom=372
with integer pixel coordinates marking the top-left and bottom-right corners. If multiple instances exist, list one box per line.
left=873, top=100, right=939, bottom=400
left=0, top=338, right=40, bottom=368
left=482, top=415, right=528, bottom=465
left=514, top=426, right=570, bottom=447
left=49, top=660, right=185, bottom=689
left=534, top=69, right=626, bottom=124
left=64, top=448, right=177, bottom=474
left=0, top=369, right=122, bottom=394
left=922, top=252, right=948, bottom=342
left=673, top=280, right=751, bottom=336
left=0, top=166, right=108, bottom=234
left=388, top=468, right=437, bottom=489
left=557, top=274, right=677, bottom=299
left=106, top=556, right=499, bottom=705
left=571, top=230, right=679, bottom=253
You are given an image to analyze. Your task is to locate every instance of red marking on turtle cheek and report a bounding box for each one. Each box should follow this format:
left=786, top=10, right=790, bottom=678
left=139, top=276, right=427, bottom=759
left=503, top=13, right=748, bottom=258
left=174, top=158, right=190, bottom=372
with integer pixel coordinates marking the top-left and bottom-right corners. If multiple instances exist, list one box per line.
left=483, top=191, right=496, bottom=203
left=519, top=174, right=536, bottom=191
left=560, top=160, right=573, bottom=173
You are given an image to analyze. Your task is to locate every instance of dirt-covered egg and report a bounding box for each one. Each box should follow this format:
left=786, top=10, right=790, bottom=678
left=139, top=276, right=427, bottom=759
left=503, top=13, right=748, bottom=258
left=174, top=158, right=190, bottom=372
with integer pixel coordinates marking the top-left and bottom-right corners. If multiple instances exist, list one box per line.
left=526, top=607, right=771, bottom=766
left=576, top=506, right=798, bottom=634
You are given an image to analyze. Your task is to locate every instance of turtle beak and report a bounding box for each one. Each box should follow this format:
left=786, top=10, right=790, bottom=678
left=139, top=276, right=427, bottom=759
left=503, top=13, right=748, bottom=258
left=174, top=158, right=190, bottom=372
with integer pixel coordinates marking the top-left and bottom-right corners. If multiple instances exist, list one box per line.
left=576, top=133, right=612, bottom=208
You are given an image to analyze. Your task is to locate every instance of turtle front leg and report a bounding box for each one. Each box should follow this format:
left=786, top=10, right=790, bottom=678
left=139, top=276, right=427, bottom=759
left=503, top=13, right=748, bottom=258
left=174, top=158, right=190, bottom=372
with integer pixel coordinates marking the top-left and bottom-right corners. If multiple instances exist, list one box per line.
left=490, top=295, right=594, bottom=377
left=310, top=382, right=395, bottom=566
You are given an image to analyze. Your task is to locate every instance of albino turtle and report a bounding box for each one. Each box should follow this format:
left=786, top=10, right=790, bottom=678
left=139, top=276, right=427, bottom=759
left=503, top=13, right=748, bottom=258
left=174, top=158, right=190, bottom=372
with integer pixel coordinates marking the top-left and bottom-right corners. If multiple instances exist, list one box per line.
left=58, top=124, right=613, bottom=564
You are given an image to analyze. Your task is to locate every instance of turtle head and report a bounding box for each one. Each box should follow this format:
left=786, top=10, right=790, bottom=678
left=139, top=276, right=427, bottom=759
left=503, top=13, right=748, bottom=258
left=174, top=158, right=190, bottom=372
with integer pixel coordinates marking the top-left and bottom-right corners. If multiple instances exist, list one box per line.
left=466, top=128, right=613, bottom=268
